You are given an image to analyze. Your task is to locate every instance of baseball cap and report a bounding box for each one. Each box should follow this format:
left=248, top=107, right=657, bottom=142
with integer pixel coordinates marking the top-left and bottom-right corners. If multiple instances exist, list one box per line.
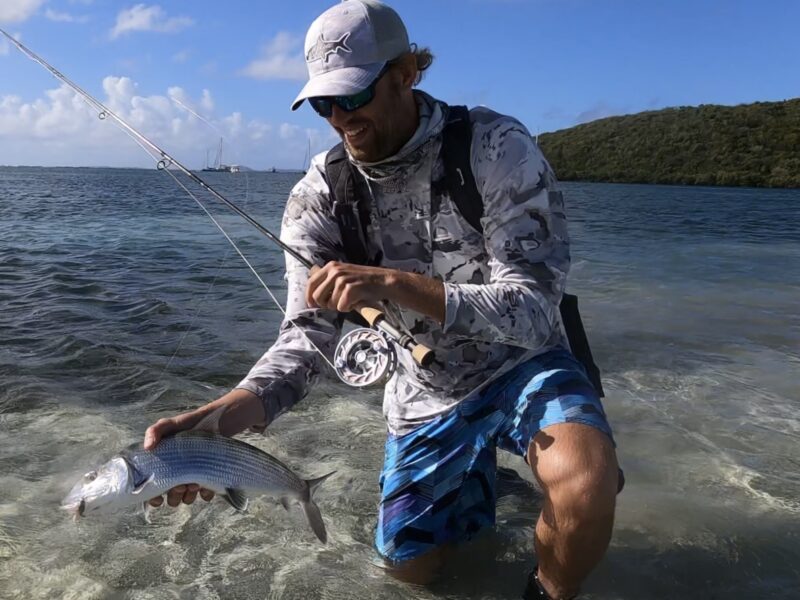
left=291, top=0, right=410, bottom=111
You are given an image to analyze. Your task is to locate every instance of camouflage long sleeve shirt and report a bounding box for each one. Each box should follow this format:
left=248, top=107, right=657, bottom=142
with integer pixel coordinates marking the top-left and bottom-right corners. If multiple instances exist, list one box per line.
left=236, top=91, right=570, bottom=435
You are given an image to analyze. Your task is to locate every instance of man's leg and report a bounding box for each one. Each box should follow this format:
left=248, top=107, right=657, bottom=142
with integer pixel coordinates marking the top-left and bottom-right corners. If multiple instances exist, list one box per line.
left=527, top=422, right=619, bottom=599
left=375, top=392, right=503, bottom=585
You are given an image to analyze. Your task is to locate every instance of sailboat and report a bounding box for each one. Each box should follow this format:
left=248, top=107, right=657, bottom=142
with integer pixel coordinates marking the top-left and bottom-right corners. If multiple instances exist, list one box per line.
left=202, top=138, right=240, bottom=173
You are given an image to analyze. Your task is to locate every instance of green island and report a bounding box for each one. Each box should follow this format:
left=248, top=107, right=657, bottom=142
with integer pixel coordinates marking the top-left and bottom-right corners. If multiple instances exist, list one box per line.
left=537, top=98, right=800, bottom=188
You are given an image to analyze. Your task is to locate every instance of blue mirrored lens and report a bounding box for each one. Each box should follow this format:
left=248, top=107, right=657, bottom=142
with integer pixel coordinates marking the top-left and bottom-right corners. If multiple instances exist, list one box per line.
left=308, top=64, right=388, bottom=117
left=309, top=97, right=333, bottom=117
left=335, top=87, right=374, bottom=111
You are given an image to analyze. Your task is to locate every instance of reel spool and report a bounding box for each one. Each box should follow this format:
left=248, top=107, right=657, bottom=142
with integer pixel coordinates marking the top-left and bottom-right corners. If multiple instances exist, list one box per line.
left=334, top=327, right=397, bottom=387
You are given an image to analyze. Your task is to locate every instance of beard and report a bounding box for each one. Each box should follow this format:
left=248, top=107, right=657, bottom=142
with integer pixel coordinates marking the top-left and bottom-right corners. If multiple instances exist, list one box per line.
left=342, top=83, right=409, bottom=163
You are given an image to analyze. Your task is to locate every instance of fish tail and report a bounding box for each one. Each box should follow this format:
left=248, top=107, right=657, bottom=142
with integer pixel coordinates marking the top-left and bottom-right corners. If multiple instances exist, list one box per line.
left=306, top=471, right=336, bottom=498
left=300, top=497, right=328, bottom=544
left=299, top=471, right=335, bottom=544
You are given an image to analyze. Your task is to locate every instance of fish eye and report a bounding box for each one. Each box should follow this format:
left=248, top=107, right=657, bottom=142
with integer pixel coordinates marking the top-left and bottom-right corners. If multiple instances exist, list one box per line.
left=83, top=471, right=97, bottom=482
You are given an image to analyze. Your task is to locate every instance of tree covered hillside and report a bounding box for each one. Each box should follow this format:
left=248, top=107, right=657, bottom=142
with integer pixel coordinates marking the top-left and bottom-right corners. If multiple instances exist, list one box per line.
left=538, top=99, right=800, bottom=188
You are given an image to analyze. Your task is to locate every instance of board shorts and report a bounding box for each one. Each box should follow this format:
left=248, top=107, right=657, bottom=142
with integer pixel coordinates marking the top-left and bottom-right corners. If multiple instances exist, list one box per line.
left=375, top=346, right=615, bottom=563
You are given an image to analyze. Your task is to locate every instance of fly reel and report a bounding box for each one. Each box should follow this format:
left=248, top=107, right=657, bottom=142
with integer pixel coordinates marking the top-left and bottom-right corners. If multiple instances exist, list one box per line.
left=334, top=327, right=397, bottom=387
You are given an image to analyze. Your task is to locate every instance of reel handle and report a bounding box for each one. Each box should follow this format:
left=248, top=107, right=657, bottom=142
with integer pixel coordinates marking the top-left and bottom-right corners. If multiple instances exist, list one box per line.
left=308, top=266, right=435, bottom=367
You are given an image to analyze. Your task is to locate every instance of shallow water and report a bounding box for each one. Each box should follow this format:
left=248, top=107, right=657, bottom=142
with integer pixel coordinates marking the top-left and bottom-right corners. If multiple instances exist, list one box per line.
left=0, top=168, right=798, bottom=599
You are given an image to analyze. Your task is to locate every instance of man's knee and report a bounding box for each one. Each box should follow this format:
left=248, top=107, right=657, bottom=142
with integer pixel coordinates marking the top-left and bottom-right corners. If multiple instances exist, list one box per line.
left=555, top=464, right=618, bottom=523
left=529, top=423, right=619, bottom=522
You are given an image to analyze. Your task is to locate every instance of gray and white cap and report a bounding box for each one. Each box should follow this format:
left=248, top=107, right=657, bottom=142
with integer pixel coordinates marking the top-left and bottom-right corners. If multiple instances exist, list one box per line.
left=291, top=0, right=410, bottom=111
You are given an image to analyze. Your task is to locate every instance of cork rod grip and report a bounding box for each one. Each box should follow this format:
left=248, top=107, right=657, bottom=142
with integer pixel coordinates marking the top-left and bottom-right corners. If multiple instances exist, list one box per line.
left=411, top=343, right=435, bottom=367
left=356, top=306, right=434, bottom=367
left=357, top=306, right=383, bottom=326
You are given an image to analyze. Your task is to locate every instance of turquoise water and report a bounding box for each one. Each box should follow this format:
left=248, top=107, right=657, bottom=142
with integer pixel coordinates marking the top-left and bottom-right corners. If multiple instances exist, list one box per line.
left=0, top=167, right=798, bottom=598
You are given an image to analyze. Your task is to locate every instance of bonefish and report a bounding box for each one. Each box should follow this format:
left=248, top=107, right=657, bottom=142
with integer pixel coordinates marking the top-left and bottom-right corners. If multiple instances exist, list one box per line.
left=61, top=408, right=334, bottom=543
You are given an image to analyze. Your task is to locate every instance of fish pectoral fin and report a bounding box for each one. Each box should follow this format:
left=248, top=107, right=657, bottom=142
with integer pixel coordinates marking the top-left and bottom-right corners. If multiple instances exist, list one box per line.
left=131, top=474, right=155, bottom=495
left=280, top=497, right=292, bottom=512
left=191, top=405, right=226, bottom=434
left=141, top=501, right=154, bottom=524
left=120, top=453, right=149, bottom=487
left=221, top=488, right=249, bottom=512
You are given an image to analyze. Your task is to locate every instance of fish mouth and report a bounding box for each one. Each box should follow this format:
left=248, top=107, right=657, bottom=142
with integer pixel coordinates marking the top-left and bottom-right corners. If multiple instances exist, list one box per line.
left=61, top=498, right=85, bottom=521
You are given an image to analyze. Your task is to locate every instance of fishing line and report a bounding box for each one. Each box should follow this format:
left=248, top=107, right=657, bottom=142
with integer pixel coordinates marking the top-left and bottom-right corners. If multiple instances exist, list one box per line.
left=2, top=27, right=436, bottom=389
left=170, top=96, right=220, bottom=135
left=0, top=28, right=308, bottom=266
left=159, top=246, right=232, bottom=377
left=160, top=168, right=337, bottom=372
left=0, top=28, right=341, bottom=368
left=160, top=147, right=252, bottom=377
left=171, top=95, right=246, bottom=173
left=3, top=30, right=542, bottom=455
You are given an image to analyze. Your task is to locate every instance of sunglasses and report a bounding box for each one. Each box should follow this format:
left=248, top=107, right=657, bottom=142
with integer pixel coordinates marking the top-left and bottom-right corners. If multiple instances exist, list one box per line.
left=308, top=65, right=391, bottom=118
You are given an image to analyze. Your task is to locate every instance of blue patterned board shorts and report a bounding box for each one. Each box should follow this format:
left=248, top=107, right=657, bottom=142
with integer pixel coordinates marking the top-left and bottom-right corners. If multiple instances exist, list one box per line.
left=375, top=347, right=614, bottom=563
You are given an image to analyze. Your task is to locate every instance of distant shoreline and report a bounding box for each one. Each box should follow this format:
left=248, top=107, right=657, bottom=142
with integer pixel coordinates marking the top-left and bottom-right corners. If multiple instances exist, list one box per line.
left=2, top=165, right=798, bottom=192
left=0, top=165, right=306, bottom=174
left=538, top=97, right=800, bottom=190
left=554, top=175, right=800, bottom=191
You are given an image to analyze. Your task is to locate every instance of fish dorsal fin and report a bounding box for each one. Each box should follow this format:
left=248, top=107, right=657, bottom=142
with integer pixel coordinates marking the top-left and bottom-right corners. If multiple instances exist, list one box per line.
left=191, top=406, right=226, bottom=434
left=221, top=488, right=249, bottom=512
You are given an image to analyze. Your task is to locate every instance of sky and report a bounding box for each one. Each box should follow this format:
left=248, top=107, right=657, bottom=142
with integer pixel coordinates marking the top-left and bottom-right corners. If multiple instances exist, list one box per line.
left=1, top=0, right=798, bottom=169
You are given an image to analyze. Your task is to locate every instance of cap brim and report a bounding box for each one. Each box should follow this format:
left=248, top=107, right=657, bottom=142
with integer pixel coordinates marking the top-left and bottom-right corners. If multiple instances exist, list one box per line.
left=291, top=62, right=386, bottom=111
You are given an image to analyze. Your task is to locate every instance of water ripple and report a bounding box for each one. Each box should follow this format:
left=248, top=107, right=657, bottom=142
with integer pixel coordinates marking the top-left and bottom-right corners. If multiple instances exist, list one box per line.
left=0, top=169, right=798, bottom=599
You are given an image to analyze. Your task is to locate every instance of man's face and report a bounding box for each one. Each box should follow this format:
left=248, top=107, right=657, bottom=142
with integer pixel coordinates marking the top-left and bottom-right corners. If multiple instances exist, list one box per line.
left=325, top=67, right=411, bottom=163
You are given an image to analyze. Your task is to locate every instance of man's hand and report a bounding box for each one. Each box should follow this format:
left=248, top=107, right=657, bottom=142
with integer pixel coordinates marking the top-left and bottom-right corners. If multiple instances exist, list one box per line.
left=143, top=388, right=267, bottom=508
left=306, top=261, right=394, bottom=313
left=306, top=261, right=446, bottom=323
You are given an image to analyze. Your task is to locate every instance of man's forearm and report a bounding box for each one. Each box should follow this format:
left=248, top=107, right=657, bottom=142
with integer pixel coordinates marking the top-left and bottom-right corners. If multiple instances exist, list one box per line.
left=385, top=270, right=445, bottom=324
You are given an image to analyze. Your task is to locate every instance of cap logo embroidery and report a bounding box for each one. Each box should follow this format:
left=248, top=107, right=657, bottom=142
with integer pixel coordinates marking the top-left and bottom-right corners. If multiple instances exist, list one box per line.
left=306, top=32, right=352, bottom=63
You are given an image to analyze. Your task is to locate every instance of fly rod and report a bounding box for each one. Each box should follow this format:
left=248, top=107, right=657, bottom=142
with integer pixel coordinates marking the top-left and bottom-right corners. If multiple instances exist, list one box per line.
left=0, top=28, right=434, bottom=375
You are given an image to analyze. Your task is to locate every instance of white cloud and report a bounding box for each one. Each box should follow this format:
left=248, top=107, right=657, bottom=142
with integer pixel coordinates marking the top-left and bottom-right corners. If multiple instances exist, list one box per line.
left=110, top=4, right=193, bottom=39
left=200, top=89, right=213, bottom=113
left=200, top=60, right=219, bottom=76
left=279, top=122, right=302, bottom=140
left=239, top=32, right=307, bottom=81
left=44, top=9, right=89, bottom=24
left=0, top=76, right=329, bottom=169
left=171, top=49, right=190, bottom=64
left=0, top=0, right=45, bottom=23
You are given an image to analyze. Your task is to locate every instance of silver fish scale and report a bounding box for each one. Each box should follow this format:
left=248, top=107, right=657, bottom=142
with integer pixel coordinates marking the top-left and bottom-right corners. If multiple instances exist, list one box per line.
left=123, top=431, right=307, bottom=498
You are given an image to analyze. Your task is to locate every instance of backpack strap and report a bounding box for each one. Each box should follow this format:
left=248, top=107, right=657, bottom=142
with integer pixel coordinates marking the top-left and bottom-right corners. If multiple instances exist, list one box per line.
left=559, top=293, right=605, bottom=397
left=438, top=106, right=605, bottom=396
left=324, top=142, right=371, bottom=266
left=438, top=105, right=484, bottom=234
left=323, top=110, right=604, bottom=396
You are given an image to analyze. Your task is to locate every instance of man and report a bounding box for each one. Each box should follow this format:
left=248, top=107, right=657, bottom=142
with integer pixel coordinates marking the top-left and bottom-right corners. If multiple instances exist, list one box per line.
left=144, top=1, right=620, bottom=598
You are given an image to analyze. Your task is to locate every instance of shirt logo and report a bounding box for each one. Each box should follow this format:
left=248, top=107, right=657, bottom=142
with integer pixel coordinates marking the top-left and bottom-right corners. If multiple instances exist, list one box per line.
left=306, top=33, right=352, bottom=63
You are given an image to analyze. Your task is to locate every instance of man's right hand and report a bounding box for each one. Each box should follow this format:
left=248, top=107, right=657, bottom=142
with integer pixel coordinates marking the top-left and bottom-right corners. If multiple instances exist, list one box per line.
left=143, top=388, right=267, bottom=508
